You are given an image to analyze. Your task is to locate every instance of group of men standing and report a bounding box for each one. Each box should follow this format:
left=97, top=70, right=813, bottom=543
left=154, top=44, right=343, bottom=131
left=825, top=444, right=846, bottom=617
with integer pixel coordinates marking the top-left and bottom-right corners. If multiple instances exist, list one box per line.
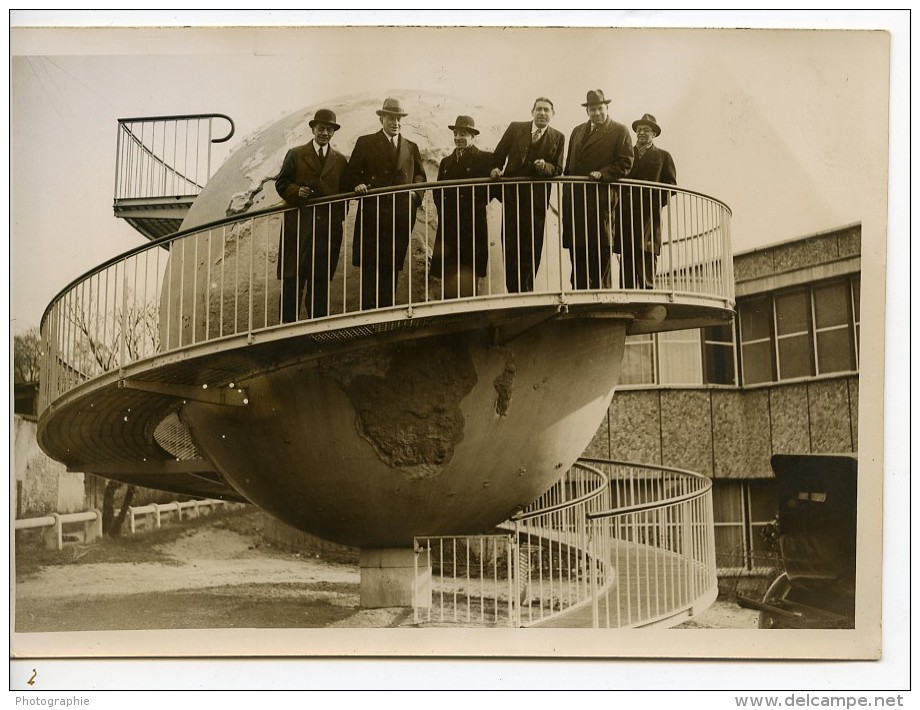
left=274, top=91, right=677, bottom=322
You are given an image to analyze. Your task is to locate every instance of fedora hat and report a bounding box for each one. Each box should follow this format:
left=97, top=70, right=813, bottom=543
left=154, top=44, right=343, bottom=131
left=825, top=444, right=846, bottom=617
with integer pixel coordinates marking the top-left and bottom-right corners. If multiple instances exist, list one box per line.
left=632, top=113, right=662, bottom=136
left=308, top=108, right=340, bottom=131
left=582, top=89, right=612, bottom=107
left=376, top=97, right=409, bottom=117
left=447, top=115, right=479, bottom=135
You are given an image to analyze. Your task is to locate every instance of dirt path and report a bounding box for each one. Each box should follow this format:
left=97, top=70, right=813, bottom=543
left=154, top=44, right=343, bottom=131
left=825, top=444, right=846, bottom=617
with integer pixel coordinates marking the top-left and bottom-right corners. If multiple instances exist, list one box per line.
left=14, top=513, right=412, bottom=632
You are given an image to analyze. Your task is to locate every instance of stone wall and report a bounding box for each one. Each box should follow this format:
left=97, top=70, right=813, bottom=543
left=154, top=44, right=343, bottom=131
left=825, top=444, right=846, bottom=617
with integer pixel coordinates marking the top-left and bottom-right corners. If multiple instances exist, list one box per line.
left=13, top=416, right=85, bottom=517
left=599, top=374, right=858, bottom=478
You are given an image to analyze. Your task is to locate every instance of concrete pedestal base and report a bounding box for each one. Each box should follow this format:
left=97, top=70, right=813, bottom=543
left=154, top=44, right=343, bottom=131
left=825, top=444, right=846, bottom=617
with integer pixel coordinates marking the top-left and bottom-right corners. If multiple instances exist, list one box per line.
left=359, top=548, right=431, bottom=609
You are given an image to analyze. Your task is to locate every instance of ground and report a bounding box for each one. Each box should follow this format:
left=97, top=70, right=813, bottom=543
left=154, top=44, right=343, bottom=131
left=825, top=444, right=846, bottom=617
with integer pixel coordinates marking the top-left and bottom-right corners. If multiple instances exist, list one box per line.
left=13, top=509, right=757, bottom=632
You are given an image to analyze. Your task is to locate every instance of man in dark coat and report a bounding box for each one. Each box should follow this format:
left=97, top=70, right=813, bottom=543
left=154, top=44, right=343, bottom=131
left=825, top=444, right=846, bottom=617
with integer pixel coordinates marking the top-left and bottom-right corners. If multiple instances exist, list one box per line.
left=431, top=115, right=494, bottom=298
left=617, top=113, right=677, bottom=289
left=490, top=97, right=565, bottom=293
left=275, top=108, right=348, bottom=322
left=562, top=89, right=634, bottom=290
left=343, top=98, right=426, bottom=310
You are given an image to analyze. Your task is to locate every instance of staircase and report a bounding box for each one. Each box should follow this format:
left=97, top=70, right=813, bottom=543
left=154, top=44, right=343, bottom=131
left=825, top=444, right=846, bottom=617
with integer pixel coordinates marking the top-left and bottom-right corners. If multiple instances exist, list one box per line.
left=113, top=113, right=234, bottom=240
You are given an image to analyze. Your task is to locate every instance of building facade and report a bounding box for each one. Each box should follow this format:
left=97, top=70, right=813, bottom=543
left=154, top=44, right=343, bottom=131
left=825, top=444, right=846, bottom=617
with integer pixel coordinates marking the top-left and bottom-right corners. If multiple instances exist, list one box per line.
left=583, top=223, right=861, bottom=574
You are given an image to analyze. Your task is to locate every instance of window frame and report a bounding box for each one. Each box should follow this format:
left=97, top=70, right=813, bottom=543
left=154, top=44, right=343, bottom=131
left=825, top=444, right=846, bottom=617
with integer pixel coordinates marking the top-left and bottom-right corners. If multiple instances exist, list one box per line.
left=620, top=324, right=739, bottom=388
left=737, top=275, right=860, bottom=387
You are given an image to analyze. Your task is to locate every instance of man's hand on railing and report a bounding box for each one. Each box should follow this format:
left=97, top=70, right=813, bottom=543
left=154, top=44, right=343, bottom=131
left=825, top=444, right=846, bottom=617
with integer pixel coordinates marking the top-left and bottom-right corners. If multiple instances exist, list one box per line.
left=354, top=183, right=369, bottom=195
left=297, top=186, right=313, bottom=200
left=489, top=168, right=503, bottom=180
left=588, top=171, right=603, bottom=181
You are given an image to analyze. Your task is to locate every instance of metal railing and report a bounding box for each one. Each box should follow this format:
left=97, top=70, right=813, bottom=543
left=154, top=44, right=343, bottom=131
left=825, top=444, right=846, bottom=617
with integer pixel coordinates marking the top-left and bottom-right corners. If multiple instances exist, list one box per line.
left=412, top=458, right=717, bottom=628
left=413, top=534, right=517, bottom=627
left=40, top=178, right=732, bottom=412
left=509, top=461, right=613, bottom=626
left=114, top=114, right=235, bottom=202
left=585, top=459, right=717, bottom=628
left=413, top=462, right=609, bottom=627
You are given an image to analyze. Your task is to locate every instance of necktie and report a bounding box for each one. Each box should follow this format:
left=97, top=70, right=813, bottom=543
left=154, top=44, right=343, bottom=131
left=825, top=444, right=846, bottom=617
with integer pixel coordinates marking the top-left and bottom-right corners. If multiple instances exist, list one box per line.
left=318, top=146, right=326, bottom=166
left=391, top=136, right=399, bottom=153
left=531, top=129, right=541, bottom=143
left=457, top=149, right=464, bottom=160
left=590, top=123, right=596, bottom=134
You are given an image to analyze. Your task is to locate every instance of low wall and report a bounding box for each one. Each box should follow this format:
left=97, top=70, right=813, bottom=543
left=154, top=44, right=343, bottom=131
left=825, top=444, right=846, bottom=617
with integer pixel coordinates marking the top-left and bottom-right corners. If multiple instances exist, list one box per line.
left=14, top=415, right=85, bottom=516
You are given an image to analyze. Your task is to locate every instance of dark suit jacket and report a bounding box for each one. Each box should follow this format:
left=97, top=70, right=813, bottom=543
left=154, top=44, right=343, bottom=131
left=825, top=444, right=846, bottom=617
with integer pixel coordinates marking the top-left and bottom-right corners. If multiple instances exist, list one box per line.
left=621, top=144, right=678, bottom=254
left=275, top=142, right=347, bottom=279
left=492, top=122, right=565, bottom=178
left=432, top=145, right=493, bottom=277
left=343, top=131, right=426, bottom=269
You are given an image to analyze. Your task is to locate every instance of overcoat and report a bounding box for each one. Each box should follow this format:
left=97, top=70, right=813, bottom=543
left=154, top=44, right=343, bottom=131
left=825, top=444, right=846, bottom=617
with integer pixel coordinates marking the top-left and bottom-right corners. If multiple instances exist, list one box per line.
left=275, top=143, right=347, bottom=280
left=342, top=130, right=426, bottom=275
left=618, top=144, right=677, bottom=255
left=431, top=145, right=494, bottom=279
left=562, top=118, right=634, bottom=248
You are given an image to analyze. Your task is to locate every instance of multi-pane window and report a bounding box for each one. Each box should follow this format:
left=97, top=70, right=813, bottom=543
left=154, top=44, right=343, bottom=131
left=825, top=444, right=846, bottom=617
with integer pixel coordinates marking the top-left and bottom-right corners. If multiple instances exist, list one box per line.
left=621, top=325, right=737, bottom=387
left=704, top=323, right=737, bottom=385
left=619, top=276, right=858, bottom=388
left=774, top=290, right=813, bottom=379
left=813, top=281, right=856, bottom=374
left=852, top=279, right=860, bottom=357
left=738, top=276, right=860, bottom=386
left=620, top=333, right=655, bottom=386
left=712, top=479, right=779, bottom=572
left=658, top=329, right=703, bottom=385
left=738, top=295, right=775, bottom=384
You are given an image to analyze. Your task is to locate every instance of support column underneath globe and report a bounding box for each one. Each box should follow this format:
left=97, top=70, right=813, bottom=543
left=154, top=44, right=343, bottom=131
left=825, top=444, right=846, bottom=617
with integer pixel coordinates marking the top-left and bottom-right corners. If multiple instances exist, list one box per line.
left=360, top=548, right=431, bottom=609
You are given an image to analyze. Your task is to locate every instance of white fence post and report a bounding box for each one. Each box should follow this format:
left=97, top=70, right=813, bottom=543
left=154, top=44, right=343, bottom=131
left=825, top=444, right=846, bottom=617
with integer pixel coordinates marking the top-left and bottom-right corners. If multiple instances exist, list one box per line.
left=85, top=509, right=103, bottom=543
left=43, top=513, right=62, bottom=551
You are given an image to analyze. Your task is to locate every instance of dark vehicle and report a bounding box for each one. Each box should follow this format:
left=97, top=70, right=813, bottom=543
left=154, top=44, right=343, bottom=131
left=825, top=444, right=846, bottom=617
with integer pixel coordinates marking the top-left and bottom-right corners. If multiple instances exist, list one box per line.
left=739, top=453, right=857, bottom=629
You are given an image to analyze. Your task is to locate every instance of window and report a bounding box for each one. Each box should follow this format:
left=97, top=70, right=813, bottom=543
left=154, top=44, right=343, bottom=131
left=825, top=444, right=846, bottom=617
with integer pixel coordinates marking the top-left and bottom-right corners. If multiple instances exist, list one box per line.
left=739, top=295, right=775, bottom=384
left=704, top=323, right=736, bottom=385
left=851, top=279, right=860, bottom=366
left=620, top=326, right=738, bottom=387
left=658, top=329, right=703, bottom=385
left=738, top=276, right=860, bottom=385
left=813, top=281, right=856, bottom=374
left=774, top=290, right=812, bottom=379
left=712, top=479, right=779, bottom=572
left=621, top=333, right=655, bottom=385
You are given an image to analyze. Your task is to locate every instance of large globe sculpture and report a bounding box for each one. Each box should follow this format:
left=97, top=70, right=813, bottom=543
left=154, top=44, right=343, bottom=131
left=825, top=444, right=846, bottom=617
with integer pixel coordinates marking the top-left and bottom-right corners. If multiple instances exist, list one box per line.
left=155, top=91, right=628, bottom=603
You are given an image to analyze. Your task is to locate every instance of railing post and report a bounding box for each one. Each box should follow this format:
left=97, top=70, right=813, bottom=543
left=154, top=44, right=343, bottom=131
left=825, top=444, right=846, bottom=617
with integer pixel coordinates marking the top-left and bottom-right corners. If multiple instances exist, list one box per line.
left=85, top=508, right=103, bottom=544
left=43, top=513, right=62, bottom=551
left=589, top=523, right=599, bottom=629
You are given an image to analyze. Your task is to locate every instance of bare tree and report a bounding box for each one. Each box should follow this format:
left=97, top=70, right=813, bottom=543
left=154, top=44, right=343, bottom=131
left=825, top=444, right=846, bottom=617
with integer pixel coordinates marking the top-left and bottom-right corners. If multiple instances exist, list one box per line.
left=68, top=295, right=159, bottom=378
left=13, top=328, right=42, bottom=384
left=66, top=291, right=160, bottom=536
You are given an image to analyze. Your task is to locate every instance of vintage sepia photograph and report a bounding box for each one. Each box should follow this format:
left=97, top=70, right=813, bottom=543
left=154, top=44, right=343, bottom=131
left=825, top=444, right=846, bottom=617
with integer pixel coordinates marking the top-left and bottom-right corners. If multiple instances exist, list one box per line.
left=9, top=10, right=908, bottom=694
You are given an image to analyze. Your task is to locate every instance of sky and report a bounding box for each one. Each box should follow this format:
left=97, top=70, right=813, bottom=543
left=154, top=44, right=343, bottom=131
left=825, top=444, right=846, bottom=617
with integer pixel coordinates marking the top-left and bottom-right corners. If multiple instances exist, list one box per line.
left=9, top=12, right=898, bottom=335
left=5, top=10, right=912, bottom=694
